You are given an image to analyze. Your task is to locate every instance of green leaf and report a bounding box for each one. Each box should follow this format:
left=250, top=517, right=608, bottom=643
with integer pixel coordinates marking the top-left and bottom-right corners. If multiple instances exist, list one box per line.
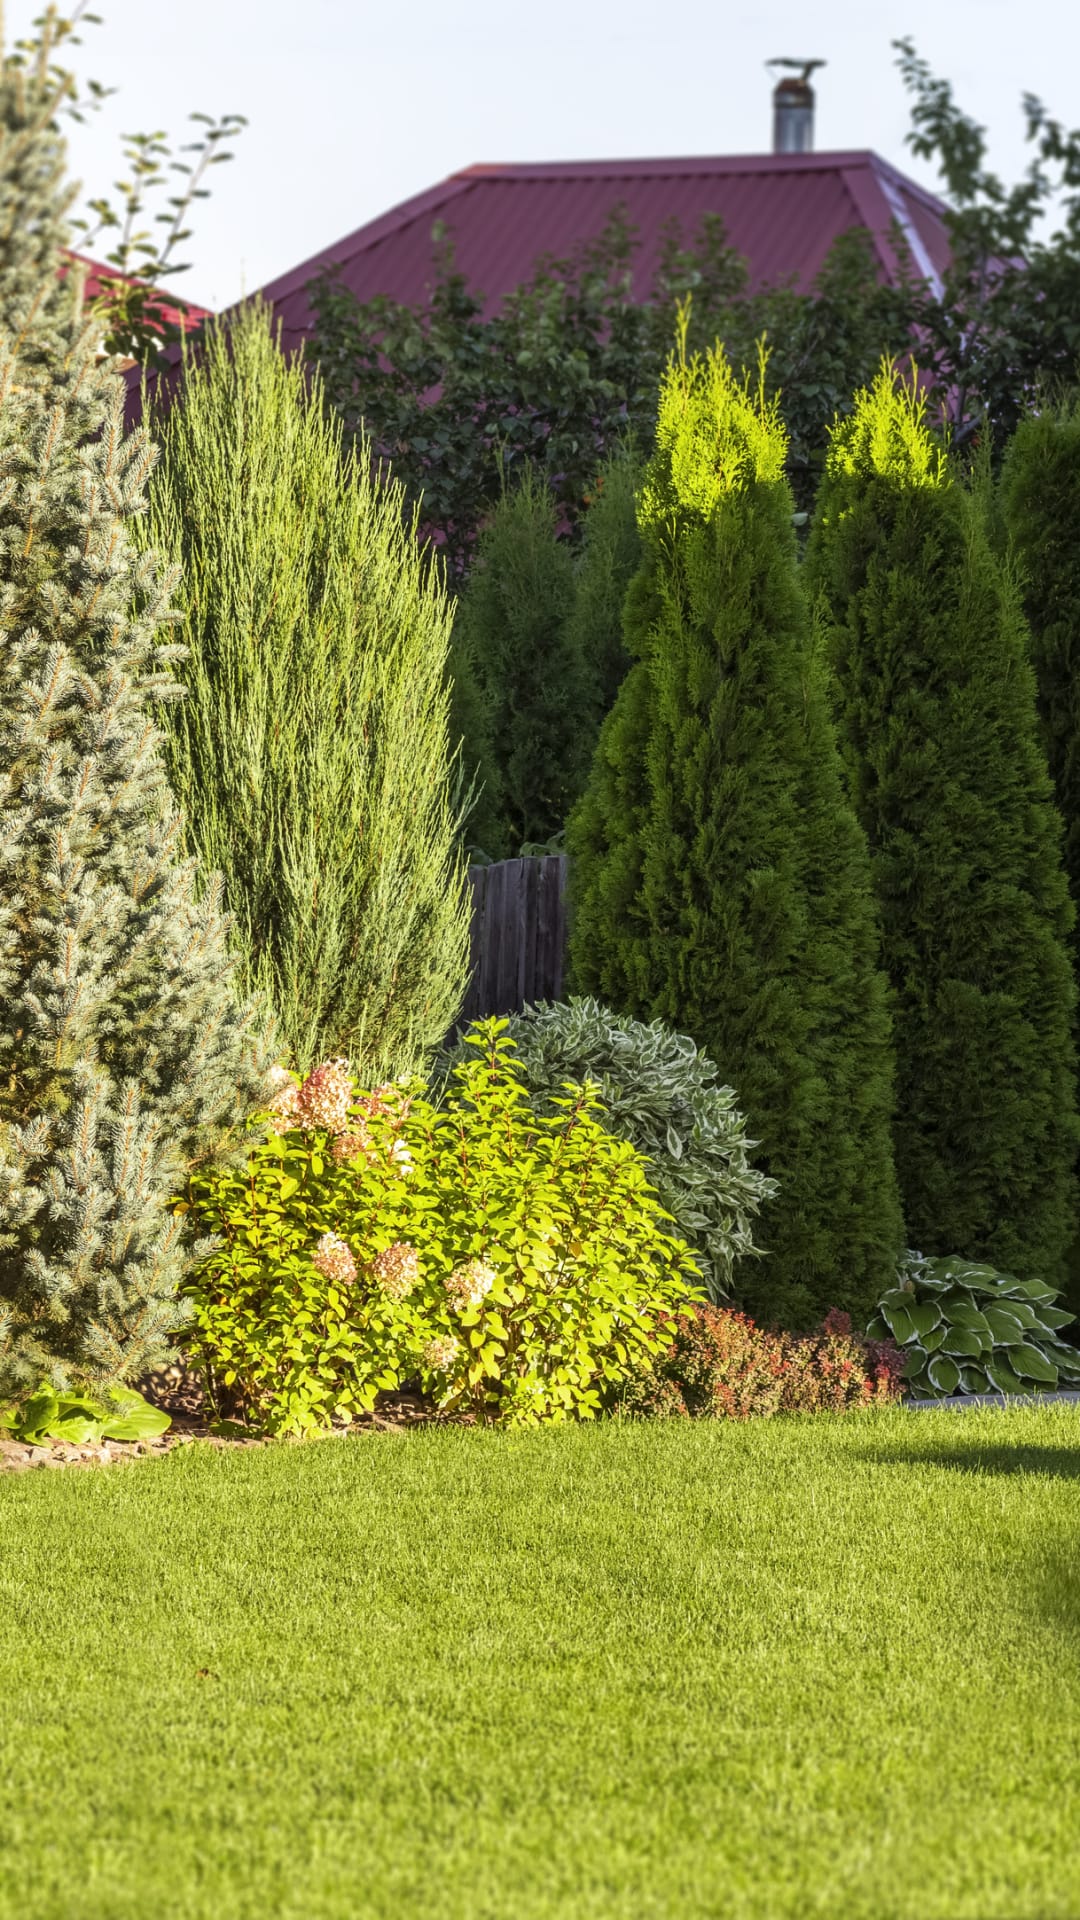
left=926, top=1355, right=961, bottom=1396
left=941, top=1326, right=988, bottom=1359
left=983, top=1305, right=1026, bottom=1343
left=880, top=1301, right=916, bottom=1343
left=959, top=1365, right=991, bottom=1394
left=941, top=1300, right=991, bottom=1336
left=1007, top=1343, right=1058, bottom=1386
left=907, top=1301, right=943, bottom=1338
left=985, top=1358, right=1031, bottom=1396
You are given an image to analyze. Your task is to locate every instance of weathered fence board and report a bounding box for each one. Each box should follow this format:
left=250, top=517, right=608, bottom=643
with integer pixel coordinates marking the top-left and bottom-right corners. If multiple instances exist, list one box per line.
left=457, top=855, right=569, bottom=1027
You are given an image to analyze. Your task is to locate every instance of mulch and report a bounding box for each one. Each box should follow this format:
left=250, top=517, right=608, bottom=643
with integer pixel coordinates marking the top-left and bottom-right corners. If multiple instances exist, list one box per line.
left=0, top=1366, right=446, bottom=1475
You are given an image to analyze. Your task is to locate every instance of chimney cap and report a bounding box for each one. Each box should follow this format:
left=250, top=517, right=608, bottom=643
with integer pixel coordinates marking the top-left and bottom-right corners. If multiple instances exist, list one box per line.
left=766, top=57, right=827, bottom=82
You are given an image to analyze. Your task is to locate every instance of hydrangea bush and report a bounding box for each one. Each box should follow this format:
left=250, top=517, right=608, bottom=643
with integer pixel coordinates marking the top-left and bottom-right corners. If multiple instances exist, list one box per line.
left=183, top=1020, right=702, bottom=1434
left=442, top=998, right=776, bottom=1300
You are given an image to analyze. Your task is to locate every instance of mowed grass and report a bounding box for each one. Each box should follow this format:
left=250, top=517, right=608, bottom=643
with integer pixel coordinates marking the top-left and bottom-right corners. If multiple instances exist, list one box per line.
left=3, top=1407, right=1080, bottom=1920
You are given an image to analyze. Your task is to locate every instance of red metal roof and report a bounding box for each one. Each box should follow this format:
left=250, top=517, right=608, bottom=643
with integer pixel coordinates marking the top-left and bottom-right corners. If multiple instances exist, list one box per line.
left=253, top=150, right=949, bottom=353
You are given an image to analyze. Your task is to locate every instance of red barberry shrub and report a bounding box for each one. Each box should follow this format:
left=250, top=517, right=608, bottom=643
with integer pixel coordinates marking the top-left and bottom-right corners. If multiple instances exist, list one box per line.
left=615, top=1305, right=904, bottom=1421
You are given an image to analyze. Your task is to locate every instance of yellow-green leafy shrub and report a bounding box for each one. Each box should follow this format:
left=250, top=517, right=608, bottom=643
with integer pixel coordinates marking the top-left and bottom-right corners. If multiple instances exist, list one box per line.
left=183, top=1021, right=702, bottom=1434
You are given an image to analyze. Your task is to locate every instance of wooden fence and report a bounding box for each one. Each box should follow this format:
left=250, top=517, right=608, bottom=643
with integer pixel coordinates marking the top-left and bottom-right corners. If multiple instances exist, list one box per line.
left=457, top=855, right=569, bottom=1027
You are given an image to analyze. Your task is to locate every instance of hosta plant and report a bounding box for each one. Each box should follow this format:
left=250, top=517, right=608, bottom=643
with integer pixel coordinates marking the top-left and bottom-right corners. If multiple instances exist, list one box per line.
left=184, top=1020, right=702, bottom=1435
left=442, top=998, right=776, bottom=1300
left=869, top=1253, right=1080, bottom=1397
left=0, top=1385, right=170, bottom=1448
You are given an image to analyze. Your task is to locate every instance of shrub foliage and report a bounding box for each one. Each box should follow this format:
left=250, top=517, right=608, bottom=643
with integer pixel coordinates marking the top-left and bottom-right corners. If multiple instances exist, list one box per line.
left=807, top=366, right=1079, bottom=1282
left=476, top=996, right=776, bottom=1301
left=0, top=14, right=274, bottom=1399
left=1000, top=403, right=1080, bottom=932
left=450, top=466, right=590, bottom=859
left=185, top=1021, right=702, bottom=1434
left=871, top=1254, right=1080, bottom=1399
left=617, top=1305, right=903, bottom=1420
left=142, top=300, right=469, bottom=1076
left=569, top=337, right=903, bottom=1329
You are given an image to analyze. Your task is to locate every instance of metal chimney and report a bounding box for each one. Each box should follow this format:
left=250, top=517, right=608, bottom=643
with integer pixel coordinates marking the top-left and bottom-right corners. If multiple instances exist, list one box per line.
left=767, top=59, right=826, bottom=154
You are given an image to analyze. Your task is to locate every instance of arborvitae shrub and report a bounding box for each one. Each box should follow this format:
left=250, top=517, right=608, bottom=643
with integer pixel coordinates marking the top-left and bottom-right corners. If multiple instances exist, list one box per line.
left=0, top=17, right=274, bottom=1397
left=569, top=341, right=903, bottom=1329
left=143, top=302, right=469, bottom=1076
left=807, top=365, right=1078, bottom=1281
left=450, top=466, right=590, bottom=858
left=1000, top=404, right=1080, bottom=925
left=565, top=447, right=642, bottom=722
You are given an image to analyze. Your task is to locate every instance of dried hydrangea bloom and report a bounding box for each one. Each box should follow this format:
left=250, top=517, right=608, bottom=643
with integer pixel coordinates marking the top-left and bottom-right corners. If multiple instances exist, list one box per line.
left=370, top=1241, right=421, bottom=1301
left=444, top=1258, right=497, bottom=1309
left=312, top=1232, right=357, bottom=1285
left=296, top=1057, right=353, bottom=1133
left=266, top=1064, right=302, bottom=1123
left=423, top=1333, right=461, bottom=1371
left=332, top=1122, right=375, bottom=1165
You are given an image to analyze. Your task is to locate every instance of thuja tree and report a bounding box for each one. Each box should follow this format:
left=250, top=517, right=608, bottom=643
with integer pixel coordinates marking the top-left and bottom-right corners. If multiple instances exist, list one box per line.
left=0, top=10, right=274, bottom=1397
left=807, top=367, right=1078, bottom=1280
left=451, top=465, right=588, bottom=860
left=142, top=301, right=470, bottom=1074
left=569, top=340, right=903, bottom=1329
left=564, top=446, right=642, bottom=726
left=999, top=404, right=1080, bottom=929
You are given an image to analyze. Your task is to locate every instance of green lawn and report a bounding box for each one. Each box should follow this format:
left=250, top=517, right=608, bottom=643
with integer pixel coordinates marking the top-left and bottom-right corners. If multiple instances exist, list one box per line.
left=2, top=1406, right=1079, bottom=1920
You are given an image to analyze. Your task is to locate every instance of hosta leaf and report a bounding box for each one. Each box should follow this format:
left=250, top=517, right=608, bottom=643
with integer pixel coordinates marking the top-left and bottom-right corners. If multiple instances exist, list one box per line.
left=881, top=1301, right=916, bottom=1343
left=1035, top=1307, right=1077, bottom=1332
left=1012, top=1280, right=1058, bottom=1305
left=941, top=1326, right=989, bottom=1359
left=942, top=1301, right=992, bottom=1335
left=985, top=1357, right=1035, bottom=1395
left=959, top=1365, right=991, bottom=1394
left=901, top=1346, right=926, bottom=1380
left=920, top=1324, right=947, bottom=1353
left=907, top=1301, right=943, bottom=1338
left=926, top=1355, right=961, bottom=1396
left=983, top=1305, right=1026, bottom=1343
left=1007, top=1343, right=1058, bottom=1386
left=880, top=1287, right=917, bottom=1312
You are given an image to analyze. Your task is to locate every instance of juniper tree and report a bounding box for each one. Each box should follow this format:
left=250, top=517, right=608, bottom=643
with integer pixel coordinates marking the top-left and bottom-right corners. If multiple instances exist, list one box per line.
left=999, top=403, right=1080, bottom=929
left=450, top=465, right=590, bottom=859
left=0, top=11, right=275, bottom=1397
left=570, top=341, right=902, bottom=1328
left=142, top=301, right=470, bottom=1074
left=807, top=366, right=1078, bottom=1280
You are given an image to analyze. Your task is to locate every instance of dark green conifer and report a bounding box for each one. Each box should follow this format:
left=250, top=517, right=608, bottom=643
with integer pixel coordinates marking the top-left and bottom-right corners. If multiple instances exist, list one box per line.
left=570, top=341, right=902, bottom=1327
left=450, top=466, right=589, bottom=858
left=807, top=366, right=1078, bottom=1280
left=565, top=447, right=642, bottom=723
left=1000, top=403, right=1080, bottom=926
left=0, top=12, right=274, bottom=1396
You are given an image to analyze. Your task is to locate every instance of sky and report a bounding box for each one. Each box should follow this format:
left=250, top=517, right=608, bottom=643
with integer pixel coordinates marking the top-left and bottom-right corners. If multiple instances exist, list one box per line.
left=8, top=0, right=1079, bottom=312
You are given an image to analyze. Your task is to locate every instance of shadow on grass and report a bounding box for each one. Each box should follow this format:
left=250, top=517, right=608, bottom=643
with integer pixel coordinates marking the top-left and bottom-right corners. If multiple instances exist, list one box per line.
left=859, top=1441, right=1080, bottom=1481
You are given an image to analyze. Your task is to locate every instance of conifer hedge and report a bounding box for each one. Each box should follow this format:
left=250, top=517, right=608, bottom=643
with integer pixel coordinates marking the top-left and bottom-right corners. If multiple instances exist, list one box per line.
left=450, top=466, right=591, bottom=859
left=0, top=15, right=274, bottom=1395
left=569, top=342, right=903, bottom=1328
left=1000, top=404, right=1080, bottom=928
left=143, top=303, right=469, bottom=1076
left=807, top=367, right=1078, bottom=1281
left=564, top=448, right=642, bottom=725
